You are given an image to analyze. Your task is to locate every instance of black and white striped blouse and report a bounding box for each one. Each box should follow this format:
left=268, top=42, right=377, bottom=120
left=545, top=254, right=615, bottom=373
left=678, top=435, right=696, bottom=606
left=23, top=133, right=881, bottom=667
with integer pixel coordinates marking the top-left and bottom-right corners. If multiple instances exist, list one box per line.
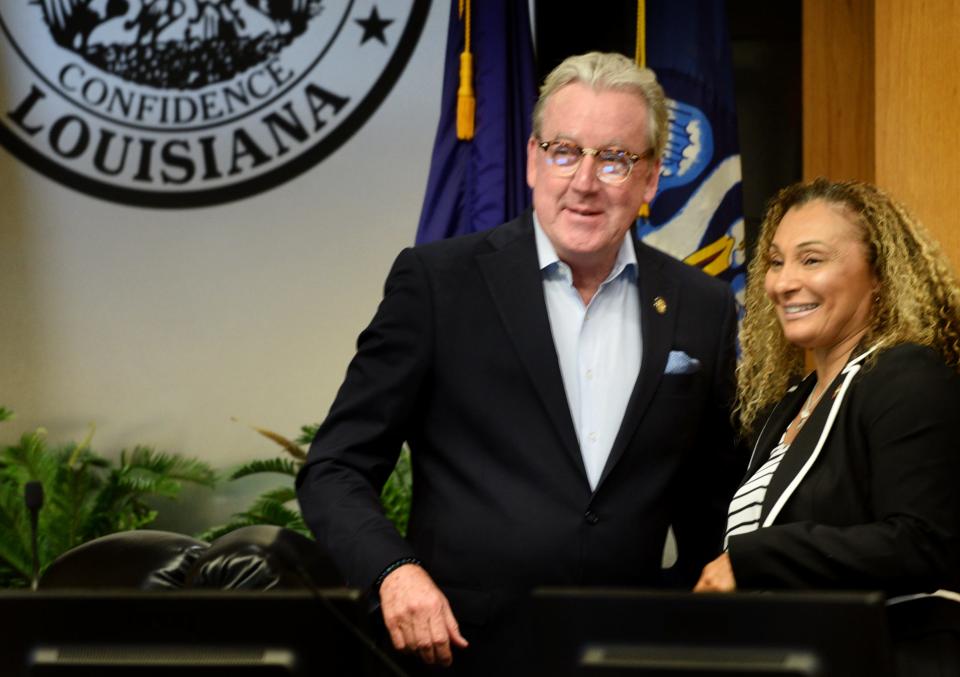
left=723, top=432, right=790, bottom=550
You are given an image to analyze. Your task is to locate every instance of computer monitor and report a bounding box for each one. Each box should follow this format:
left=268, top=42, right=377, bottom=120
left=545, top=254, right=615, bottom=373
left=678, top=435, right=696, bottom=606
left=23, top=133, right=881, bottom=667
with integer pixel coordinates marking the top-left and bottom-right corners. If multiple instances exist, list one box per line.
left=0, top=590, right=404, bottom=677
left=529, top=588, right=895, bottom=676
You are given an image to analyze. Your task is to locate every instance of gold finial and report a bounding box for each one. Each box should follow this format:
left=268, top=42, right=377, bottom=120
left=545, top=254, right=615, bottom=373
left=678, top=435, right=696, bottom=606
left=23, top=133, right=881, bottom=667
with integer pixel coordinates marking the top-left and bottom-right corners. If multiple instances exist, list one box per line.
left=653, top=296, right=667, bottom=314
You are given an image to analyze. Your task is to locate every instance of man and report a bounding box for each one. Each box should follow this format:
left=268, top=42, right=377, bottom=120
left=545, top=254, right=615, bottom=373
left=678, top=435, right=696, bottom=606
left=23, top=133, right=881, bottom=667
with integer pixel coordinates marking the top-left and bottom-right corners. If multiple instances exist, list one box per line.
left=297, top=52, right=743, bottom=671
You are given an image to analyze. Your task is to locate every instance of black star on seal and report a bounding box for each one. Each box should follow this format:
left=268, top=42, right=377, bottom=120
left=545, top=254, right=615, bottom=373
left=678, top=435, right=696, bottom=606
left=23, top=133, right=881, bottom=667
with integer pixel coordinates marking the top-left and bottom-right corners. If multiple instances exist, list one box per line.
left=355, top=6, right=394, bottom=45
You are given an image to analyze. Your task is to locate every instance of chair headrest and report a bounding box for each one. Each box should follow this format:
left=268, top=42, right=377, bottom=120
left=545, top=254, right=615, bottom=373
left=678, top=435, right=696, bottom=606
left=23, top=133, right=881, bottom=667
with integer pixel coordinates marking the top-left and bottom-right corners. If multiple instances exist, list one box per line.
left=39, top=530, right=209, bottom=590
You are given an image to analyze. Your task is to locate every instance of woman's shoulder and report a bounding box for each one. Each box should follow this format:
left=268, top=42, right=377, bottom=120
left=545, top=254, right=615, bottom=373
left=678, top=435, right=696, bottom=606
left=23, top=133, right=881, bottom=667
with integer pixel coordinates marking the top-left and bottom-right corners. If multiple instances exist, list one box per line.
left=857, top=342, right=960, bottom=393
left=867, top=342, right=951, bottom=370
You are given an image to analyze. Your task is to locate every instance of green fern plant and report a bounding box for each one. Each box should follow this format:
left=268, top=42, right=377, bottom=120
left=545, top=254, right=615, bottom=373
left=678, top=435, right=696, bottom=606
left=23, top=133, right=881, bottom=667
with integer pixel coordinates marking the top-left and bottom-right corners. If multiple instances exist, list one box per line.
left=0, top=411, right=216, bottom=588
left=380, top=445, right=412, bottom=538
left=197, top=421, right=311, bottom=542
left=200, top=421, right=412, bottom=541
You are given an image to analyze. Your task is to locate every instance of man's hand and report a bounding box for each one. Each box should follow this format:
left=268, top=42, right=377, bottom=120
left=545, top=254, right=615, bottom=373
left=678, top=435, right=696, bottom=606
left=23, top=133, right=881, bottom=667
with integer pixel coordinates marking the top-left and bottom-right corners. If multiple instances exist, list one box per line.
left=379, top=563, right=469, bottom=666
left=693, top=552, right=737, bottom=592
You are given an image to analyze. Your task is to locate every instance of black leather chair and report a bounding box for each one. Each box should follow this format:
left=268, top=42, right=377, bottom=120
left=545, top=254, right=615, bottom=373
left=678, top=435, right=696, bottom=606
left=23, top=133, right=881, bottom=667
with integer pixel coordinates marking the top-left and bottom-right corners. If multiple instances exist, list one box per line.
left=38, top=525, right=344, bottom=591
left=185, top=524, right=344, bottom=590
left=38, top=530, right=207, bottom=590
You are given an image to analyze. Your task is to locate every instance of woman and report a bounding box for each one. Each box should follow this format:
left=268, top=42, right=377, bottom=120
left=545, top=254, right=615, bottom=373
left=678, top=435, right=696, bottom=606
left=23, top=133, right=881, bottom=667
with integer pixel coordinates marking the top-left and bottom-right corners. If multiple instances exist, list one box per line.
left=694, top=178, right=960, bottom=673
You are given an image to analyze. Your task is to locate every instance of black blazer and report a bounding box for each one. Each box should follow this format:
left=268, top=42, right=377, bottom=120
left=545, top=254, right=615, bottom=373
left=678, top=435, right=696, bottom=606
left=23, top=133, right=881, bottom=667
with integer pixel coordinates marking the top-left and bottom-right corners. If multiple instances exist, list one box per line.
left=296, top=211, right=743, bottom=622
left=729, top=343, right=960, bottom=596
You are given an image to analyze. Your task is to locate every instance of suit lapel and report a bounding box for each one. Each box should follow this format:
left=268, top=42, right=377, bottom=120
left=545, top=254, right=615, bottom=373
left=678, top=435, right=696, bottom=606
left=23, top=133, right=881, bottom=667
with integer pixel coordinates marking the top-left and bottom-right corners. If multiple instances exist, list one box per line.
left=475, top=214, right=583, bottom=474
left=759, top=375, right=829, bottom=523
left=759, top=345, right=879, bottom=525
left=746, top=381, right=808, bottom=478
left=595, top=240, right=678, bottom=490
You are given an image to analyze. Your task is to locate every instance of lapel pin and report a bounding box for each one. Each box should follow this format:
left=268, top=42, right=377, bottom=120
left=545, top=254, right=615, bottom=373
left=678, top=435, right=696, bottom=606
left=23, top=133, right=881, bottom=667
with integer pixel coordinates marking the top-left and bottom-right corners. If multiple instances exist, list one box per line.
left=653, top=296, right=667, bottom=314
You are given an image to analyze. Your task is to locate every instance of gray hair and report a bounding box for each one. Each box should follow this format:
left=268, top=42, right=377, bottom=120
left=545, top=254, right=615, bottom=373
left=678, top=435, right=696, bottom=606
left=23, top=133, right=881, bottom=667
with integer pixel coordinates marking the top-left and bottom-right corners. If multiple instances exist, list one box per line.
left=532, top=51, right=669, bottom=160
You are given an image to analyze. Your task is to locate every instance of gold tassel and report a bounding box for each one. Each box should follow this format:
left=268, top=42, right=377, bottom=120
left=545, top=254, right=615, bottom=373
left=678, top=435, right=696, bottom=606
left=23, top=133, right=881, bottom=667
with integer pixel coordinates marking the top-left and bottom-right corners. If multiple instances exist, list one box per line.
left=456, top=0, right=475, bottom=140
left=457, top=52, right=475, bottom=140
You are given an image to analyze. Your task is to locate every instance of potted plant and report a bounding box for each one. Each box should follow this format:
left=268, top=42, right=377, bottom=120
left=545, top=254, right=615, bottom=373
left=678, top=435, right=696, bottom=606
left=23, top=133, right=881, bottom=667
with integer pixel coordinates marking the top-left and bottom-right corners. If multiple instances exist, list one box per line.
left=0, top=409, right=216, bottom=588
left=201, top=420, right=412, bottom=540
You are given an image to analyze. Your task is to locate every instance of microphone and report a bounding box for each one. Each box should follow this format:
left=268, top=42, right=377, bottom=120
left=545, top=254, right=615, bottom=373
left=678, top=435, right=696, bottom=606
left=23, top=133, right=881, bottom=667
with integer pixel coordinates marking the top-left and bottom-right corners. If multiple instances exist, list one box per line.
left=24, top=481, right=43, bottom=591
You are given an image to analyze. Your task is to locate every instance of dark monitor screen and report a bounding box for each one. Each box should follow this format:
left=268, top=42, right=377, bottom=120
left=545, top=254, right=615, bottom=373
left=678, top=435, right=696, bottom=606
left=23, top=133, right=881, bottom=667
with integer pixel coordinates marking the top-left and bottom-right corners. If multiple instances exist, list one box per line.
left=0, top=590, right=402, bottom=677
left=529, top=588, right=895, bottom=677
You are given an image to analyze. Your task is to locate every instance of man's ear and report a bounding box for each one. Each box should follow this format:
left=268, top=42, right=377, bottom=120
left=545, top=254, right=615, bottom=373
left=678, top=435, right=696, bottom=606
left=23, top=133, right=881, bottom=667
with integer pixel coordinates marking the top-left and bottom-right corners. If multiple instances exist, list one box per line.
left=526, top=136, right=539, bottom=189
left=642, top=158, right=662, bottom=204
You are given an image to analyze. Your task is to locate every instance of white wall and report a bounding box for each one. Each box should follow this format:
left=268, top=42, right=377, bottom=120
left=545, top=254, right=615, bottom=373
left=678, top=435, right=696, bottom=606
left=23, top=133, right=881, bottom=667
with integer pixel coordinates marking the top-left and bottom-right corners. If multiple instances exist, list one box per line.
left=0, top=2, right=449, bottom=533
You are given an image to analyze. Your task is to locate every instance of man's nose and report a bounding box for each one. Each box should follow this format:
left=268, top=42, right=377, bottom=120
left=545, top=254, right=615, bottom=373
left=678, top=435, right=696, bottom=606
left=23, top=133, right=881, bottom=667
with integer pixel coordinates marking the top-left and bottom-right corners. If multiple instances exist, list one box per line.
left=569, top=154, right=601, bottom=191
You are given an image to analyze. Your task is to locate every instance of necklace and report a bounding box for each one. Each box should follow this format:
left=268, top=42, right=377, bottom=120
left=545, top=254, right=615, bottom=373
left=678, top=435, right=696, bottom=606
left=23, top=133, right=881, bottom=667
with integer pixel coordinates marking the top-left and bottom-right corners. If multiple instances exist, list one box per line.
left=794, top=385, right=826, bottom=430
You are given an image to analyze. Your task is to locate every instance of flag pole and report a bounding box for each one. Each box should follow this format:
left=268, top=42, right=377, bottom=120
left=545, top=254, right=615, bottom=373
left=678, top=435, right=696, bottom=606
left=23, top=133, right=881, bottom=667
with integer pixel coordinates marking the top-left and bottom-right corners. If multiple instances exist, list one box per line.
left=636, top=0, right=650, bottom=220
left=635, top=0, right=646, bottom=68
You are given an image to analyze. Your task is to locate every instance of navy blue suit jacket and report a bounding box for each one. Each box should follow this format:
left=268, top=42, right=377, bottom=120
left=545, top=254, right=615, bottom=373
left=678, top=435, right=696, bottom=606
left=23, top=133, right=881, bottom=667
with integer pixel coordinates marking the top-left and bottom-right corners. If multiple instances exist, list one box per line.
left=297, top=211, right=744, bottom=623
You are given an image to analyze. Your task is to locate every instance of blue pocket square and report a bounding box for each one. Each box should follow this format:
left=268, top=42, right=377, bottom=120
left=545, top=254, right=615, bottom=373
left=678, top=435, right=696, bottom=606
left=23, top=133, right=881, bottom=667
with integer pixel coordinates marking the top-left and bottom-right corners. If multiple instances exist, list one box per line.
left=665, top=350, right=701, bottom=375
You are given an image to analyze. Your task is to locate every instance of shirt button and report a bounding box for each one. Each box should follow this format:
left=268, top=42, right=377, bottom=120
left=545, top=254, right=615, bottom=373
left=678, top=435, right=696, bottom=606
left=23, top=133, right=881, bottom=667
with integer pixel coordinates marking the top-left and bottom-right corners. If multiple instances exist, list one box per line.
left=585, top=369, right=593, bottom=380
left=584, top=510, right=600, bottom=525
left=588, top=432, right=598, bottom=443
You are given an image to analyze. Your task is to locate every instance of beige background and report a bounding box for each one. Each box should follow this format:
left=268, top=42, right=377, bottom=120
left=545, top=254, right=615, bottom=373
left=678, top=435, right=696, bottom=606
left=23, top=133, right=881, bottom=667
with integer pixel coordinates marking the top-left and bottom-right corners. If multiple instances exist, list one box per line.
left=0, top=2, right=449, bottom=531
left=8, top=0, right=957, bottom=535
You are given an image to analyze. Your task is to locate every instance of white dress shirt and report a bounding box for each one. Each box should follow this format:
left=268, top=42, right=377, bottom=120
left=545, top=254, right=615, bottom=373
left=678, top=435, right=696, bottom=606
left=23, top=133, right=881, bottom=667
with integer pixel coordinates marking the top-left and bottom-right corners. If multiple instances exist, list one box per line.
left=534, top=217, right=642, bottom=490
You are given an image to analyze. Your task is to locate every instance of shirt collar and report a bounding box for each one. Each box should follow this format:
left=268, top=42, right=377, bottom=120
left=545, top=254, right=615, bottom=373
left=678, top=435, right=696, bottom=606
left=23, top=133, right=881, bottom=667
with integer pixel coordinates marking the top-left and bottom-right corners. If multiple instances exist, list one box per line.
left=532, top=212, right=637, bottom=282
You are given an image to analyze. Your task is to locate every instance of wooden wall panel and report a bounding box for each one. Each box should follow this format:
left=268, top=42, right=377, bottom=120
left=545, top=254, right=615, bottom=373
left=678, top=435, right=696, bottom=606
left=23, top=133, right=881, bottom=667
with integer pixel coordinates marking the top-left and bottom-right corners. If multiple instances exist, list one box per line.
left=803, top=0, right=875, bottom=182
left=875, top=0, right=960, bottom=266
left=803, top=0, right=960, bottom=269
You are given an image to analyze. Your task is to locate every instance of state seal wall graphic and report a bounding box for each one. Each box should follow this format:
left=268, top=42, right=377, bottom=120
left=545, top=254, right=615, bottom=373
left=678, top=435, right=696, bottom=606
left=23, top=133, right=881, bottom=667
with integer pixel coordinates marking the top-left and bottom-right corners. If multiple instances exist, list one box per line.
left=0, top=0, right=430, bottom=207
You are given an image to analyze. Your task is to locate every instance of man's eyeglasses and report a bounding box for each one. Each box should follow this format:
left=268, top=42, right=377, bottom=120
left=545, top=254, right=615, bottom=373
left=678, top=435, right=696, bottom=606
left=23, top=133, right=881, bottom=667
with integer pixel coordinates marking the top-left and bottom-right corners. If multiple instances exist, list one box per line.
left=536, top=139, right=654, bottom=185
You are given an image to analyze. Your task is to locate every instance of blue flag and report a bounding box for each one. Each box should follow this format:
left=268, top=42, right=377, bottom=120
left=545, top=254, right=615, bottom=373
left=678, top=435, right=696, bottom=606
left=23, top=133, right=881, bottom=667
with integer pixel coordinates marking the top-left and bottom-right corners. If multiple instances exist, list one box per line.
left=415, top=1, right=537, bottom=244
left=637, top=0, right=745, bottom=307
